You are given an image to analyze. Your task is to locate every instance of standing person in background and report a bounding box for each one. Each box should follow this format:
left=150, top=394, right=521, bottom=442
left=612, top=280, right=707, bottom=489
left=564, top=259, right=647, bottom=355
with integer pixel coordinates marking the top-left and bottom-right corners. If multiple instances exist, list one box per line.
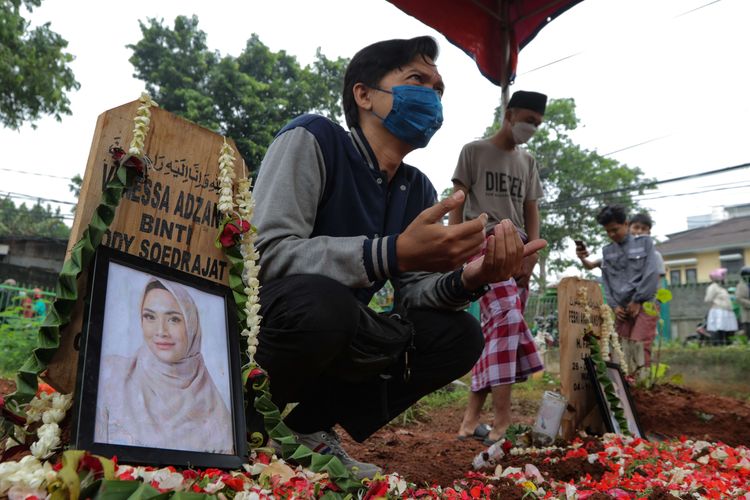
left=451, top=90, right=546, bottom=445
left=705, top=268, right=738, bottom=345
left=576, top=212, right=666, bottom=279
left=736, top=267, right=750, bottom=339
left=32, top=288, right=47, bottom=318
left=19, top=290, right=33, bottom=318
left=596, top=205, right=661, bottom=376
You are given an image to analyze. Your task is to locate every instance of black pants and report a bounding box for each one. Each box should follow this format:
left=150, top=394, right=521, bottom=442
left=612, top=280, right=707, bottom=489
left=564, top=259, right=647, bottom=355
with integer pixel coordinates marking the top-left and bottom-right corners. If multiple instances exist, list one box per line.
left=253, top=274, right=484, bottom=442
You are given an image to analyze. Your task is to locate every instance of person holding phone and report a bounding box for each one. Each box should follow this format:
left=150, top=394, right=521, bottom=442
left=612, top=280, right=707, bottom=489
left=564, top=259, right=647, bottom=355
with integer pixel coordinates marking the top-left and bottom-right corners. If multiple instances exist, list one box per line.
left=576, top=212, right=665, bottom=277
left=596, top=205, right=661, bottom=373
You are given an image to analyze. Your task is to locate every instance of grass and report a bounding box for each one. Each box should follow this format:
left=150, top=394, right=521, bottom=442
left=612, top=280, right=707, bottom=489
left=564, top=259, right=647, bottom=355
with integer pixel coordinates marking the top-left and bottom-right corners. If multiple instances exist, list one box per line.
left=0, top=303, right=45, bottom=378
left=390, top=371, right=561, bottom=427
left=652, top=344, right=750, bottom=401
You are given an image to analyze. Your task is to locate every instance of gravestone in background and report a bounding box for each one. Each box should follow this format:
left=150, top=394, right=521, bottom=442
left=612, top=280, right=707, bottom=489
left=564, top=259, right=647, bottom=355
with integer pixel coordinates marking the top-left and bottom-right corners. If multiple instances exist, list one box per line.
left=557, top=277, right=606, bottom=440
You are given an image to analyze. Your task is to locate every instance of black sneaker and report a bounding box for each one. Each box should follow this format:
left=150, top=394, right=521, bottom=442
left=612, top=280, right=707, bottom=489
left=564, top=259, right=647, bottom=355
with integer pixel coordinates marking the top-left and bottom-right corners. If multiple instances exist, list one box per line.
left=294, top=429, right=382, bottom=480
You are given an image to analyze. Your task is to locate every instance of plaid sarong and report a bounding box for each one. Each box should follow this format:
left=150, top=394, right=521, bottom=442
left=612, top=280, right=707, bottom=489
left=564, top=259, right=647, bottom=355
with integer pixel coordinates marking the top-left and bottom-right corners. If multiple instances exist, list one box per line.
left=471, top=278, right=544, bottom=391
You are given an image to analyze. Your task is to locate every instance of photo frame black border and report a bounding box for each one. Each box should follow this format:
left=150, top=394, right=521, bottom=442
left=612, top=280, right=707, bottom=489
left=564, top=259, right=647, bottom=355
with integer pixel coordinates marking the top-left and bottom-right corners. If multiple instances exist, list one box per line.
left=71, top=245, right=247, bottom=468
left=584, top=357, right=645, bottom=439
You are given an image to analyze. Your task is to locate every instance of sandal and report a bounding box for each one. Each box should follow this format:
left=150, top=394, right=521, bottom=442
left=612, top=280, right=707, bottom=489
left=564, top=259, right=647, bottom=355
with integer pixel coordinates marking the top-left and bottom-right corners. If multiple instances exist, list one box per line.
left=457, top=423, right=492, bottom=441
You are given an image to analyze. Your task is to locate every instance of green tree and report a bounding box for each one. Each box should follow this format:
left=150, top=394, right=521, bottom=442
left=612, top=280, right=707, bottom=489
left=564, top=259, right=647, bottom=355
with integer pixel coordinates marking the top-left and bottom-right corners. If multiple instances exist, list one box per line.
left=68, top=173, right=82, bottom=213
left=0, top=0, right=79, bottom=129
left=484, top=98, right=652, bottom=291
left=68, top=173, right=82, bottom=198
left=128, top=16, right=348, bottom=175
left=0, top=197, right=70, bottom=238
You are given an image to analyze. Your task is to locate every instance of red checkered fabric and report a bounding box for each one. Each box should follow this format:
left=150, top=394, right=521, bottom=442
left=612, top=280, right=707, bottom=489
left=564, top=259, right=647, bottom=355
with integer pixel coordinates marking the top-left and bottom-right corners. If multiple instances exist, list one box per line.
left=471, top=278, right=544, bottom=391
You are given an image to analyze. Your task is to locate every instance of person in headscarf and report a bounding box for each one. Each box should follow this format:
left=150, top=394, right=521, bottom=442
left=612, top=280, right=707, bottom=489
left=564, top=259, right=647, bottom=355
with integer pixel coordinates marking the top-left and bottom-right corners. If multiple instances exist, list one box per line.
left=95, top=277, right=234, bottom=454
left=705, top=268, right=738, bottom=346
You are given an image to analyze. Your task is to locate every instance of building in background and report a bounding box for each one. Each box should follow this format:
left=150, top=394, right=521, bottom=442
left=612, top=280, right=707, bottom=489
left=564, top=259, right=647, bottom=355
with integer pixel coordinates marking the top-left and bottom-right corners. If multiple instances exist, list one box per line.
left=0, top=236, right=67, bottom=288
left=686, top=207, right=727, bottom=230
left=658, top=215, right=750, bottom=285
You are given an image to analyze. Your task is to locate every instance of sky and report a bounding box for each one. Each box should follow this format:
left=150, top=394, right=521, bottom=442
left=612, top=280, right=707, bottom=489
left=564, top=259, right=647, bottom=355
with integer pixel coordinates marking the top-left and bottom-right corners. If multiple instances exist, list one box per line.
left=3, top=0, right=749, bottom=260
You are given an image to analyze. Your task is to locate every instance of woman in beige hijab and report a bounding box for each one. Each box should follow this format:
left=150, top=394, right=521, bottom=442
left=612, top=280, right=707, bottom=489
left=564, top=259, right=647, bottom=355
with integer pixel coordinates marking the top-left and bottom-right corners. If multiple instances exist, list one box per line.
left=95, top=277, right=234, bottom=454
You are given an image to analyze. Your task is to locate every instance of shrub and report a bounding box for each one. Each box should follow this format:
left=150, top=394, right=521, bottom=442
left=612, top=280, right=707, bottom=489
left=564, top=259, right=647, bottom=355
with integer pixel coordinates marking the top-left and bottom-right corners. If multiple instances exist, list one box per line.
left=0, top=298, right=45, bottom=376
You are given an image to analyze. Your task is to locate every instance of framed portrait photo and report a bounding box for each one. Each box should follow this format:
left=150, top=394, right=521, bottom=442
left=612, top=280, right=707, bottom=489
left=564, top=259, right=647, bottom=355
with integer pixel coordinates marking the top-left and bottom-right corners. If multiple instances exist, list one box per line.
left=584, top=358, right=645, bottom=439
left=72, top=245, right=247, bottom=468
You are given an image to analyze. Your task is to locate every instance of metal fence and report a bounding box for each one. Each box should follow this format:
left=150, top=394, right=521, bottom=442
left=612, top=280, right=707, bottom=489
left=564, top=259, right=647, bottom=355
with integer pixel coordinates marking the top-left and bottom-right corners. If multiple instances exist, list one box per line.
left=0, top=284, right=56, bottom=315
left=524, top=293, right=558, bottom=326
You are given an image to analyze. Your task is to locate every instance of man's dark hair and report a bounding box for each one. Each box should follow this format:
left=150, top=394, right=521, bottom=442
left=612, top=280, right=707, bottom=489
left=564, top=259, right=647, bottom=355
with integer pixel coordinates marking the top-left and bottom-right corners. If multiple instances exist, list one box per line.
left=629, top=212, right=653, bottom=228
left=343, top=36, right=439, bottom=128
left=596, top=205, right=628, bottom=226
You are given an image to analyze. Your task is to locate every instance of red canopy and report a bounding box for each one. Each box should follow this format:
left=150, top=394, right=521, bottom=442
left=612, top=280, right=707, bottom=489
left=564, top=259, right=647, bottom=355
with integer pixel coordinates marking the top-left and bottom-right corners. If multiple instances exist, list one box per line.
left=388, top=0, right=583, bottom=91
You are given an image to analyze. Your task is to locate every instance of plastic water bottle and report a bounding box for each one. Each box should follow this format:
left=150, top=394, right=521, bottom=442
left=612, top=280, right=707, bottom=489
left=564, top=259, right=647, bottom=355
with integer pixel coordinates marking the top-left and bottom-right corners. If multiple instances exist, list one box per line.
left=532, top=391, right=567, bottom=446
left=472, top=439, right=507, bottom=470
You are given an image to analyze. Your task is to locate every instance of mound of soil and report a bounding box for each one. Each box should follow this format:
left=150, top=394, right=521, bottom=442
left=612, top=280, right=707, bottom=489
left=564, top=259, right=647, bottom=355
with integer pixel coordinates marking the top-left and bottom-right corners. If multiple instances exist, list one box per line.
left=341, top=383, right=750, bottom=487
left=630, top=383, right=750, bottom=447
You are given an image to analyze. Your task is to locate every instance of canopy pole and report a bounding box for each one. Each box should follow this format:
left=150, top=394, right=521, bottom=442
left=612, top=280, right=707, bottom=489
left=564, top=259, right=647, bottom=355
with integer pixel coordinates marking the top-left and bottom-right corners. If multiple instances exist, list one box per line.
left=499, top=0, right=511, bottom=118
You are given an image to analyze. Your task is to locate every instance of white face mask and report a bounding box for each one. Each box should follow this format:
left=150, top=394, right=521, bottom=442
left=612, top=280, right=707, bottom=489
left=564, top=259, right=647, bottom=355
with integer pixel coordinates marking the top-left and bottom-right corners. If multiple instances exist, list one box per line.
left=511, top=122, right=538, bottom=144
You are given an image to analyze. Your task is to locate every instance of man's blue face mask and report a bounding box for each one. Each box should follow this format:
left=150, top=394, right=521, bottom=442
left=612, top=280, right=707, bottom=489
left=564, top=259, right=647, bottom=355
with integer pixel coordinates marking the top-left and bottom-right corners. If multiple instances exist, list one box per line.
left=372, top=85, right=443, bottom=148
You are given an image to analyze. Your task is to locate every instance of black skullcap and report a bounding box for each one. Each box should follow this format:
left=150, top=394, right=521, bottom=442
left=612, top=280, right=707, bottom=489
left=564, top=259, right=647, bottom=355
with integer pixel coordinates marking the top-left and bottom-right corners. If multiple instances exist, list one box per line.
left=508, top=90, right=547, bottom=115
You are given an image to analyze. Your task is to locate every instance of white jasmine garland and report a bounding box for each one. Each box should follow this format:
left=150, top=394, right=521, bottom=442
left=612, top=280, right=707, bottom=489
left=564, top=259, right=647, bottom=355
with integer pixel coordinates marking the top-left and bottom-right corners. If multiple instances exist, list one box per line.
left=236, top=176, right=262, bottom=363
left=0, top=455, right=56, bottom=496
left=217, top=139, right=237, bottom=215
left=599, top=304, right=611, bottom=360
left=599, top=304, right=629, bottom=374
left=129, top=92, right=157, bottom=156
left=28, top=393, right=71, bottom=459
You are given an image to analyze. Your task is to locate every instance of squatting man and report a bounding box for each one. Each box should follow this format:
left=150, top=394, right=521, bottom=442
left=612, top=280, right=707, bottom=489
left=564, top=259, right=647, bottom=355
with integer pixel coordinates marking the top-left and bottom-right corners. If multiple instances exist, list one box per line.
left=250, top=36, right=546, bottom=480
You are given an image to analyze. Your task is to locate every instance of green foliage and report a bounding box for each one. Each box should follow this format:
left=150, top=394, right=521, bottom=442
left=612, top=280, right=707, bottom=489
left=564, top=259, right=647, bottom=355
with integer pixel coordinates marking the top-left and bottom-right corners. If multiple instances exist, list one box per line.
left=503, top=423, right=532, bottom=443
left=484, top=98, right=654, bottom=290
left=68, top=173, right=82, bottom=198
left=128, top=16, right=348, bottom=176
left=391, top=386, right=469, bottom=426
left=0, top=197, right=70, bottom=238
left=0, top=0, right=80, bottom=129
left=68, top=173, right=82, bottom=213
left=0, top=297, right=45, bottom=376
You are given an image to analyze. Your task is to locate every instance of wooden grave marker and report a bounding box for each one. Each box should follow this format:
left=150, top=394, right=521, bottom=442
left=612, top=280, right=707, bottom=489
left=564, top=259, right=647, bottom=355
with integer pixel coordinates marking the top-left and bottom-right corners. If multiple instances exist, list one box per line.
left=45, top=99, right=246, bottom=393
left=557, top=277, right=607, bottom=440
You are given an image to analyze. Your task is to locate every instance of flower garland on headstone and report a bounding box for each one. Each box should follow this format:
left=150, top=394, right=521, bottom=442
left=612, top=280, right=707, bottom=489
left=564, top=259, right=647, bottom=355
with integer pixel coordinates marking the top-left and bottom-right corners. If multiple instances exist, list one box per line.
left=599, top=304, right=628, bottom=375
left=577, top=287, right=630, bottom=435
left=215, top=139, right=261, bottom=364
left=0, top=93, right=156, bottom=495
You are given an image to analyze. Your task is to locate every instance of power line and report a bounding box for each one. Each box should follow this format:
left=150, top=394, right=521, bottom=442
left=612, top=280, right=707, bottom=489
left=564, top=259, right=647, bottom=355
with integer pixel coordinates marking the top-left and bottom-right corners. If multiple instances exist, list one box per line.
left=0, top=191, right=77, bottom=206
left=674, top=0, right=722, bottom=18
left=633, top=182, right=750, bottom=203
left=600, top=135, right=671, bottom=157
left=519, top=1, right=724, bottom=77
left=542, top=161, right=750, bottom=209
left=0, top=167, right=75, bottom=181
left=568, top=182, right=750, bottom=214
left=517, top=51, right=583, bottom=76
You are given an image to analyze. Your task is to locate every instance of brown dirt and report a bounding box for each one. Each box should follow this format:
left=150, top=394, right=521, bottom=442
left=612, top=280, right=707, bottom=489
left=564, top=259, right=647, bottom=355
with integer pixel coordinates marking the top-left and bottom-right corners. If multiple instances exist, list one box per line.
left=630, top=383, right=750, bottom=447
left=341, top=383, right=750, bottom=487
left=3, top=379, right=750, bottom=490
